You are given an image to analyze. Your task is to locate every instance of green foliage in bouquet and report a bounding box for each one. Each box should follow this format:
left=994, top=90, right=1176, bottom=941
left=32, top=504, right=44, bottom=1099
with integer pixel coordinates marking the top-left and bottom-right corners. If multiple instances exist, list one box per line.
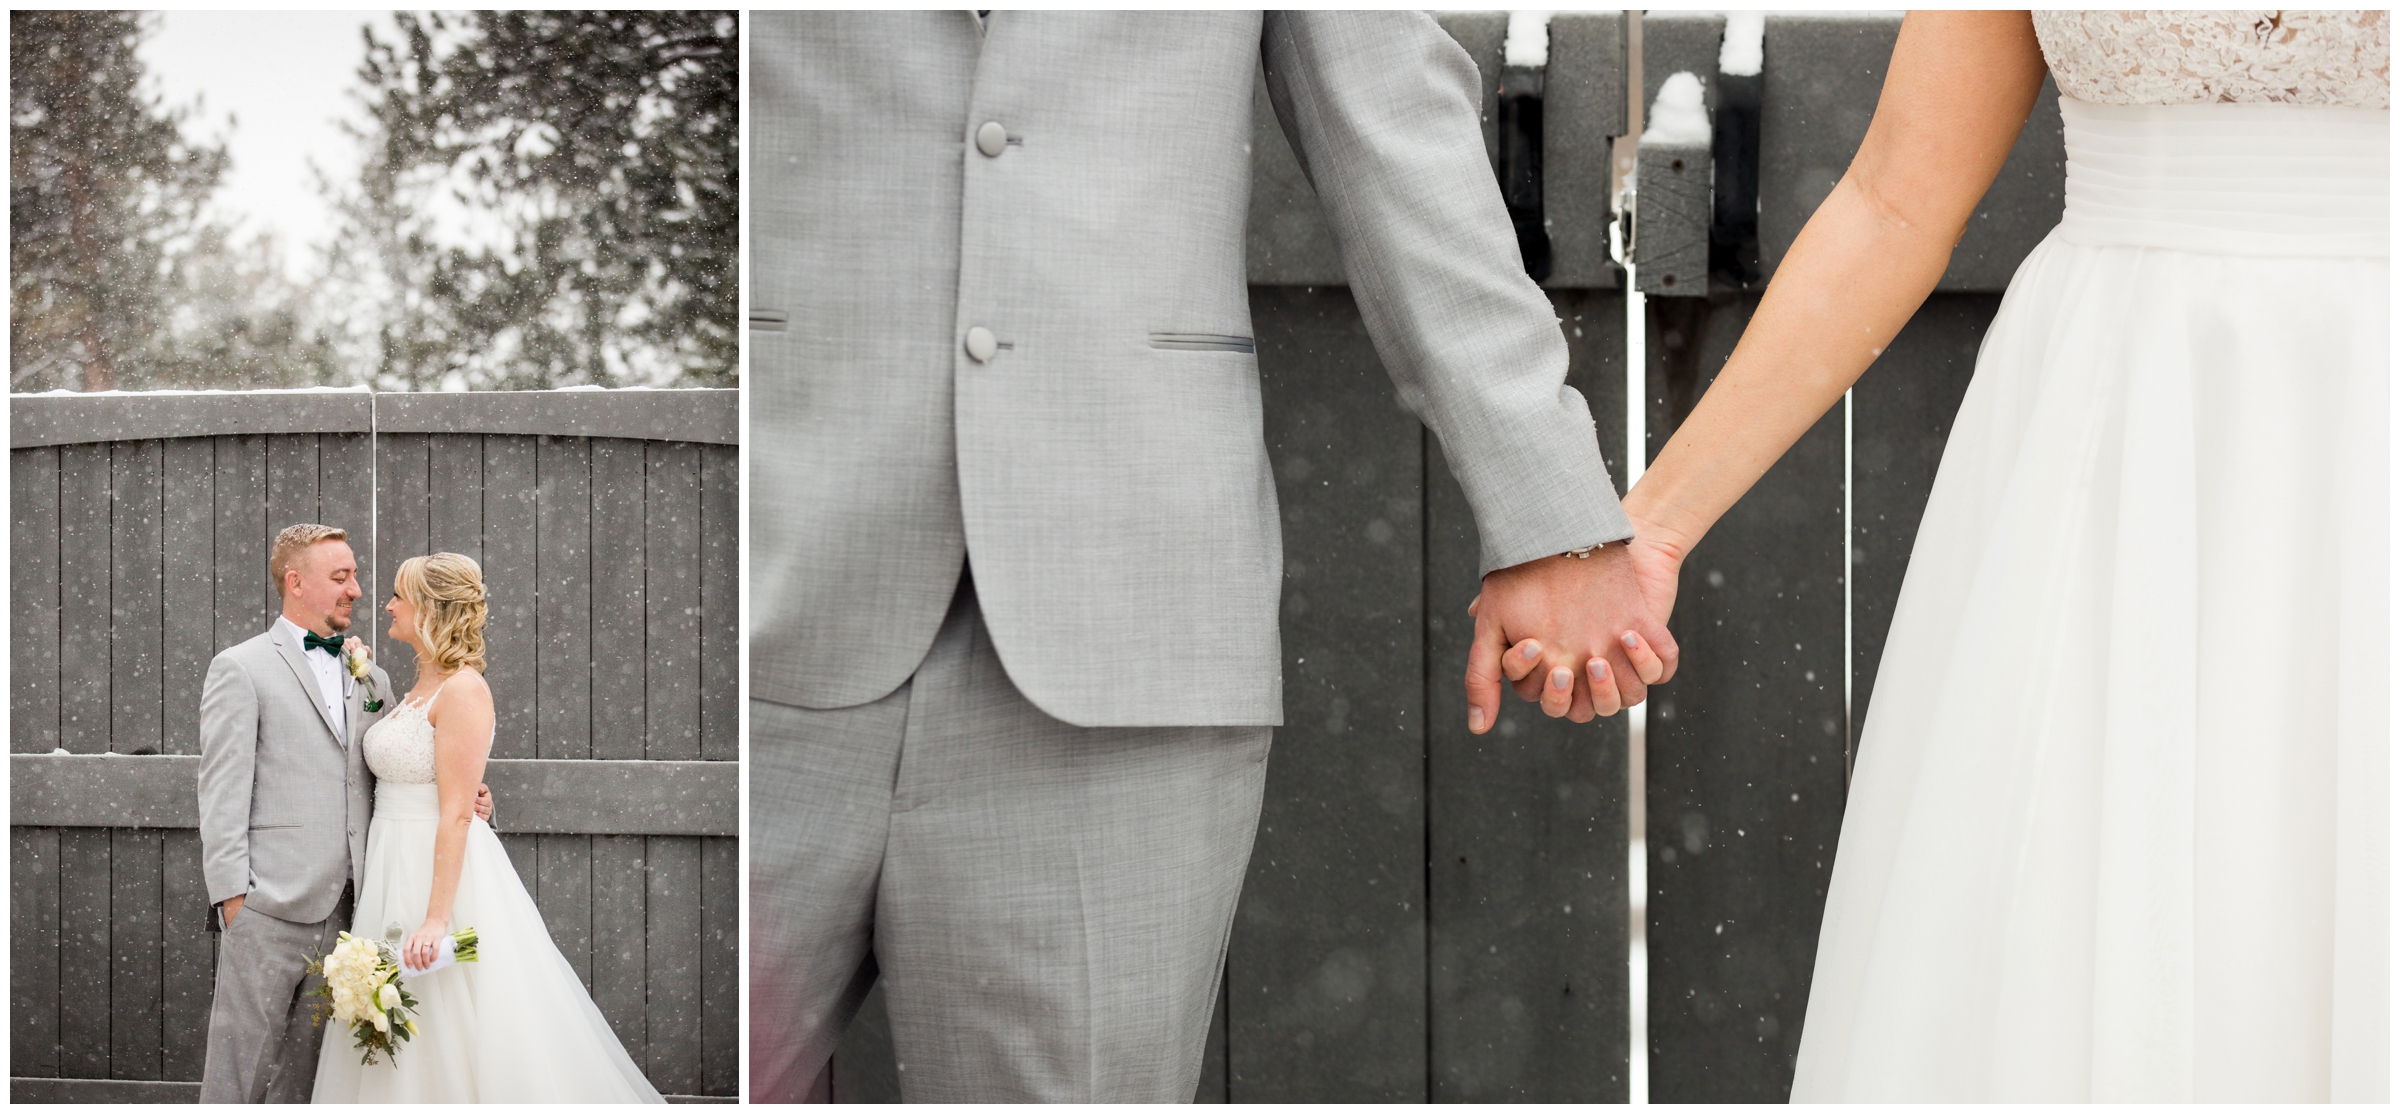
left=309, top=932, right=420, bottom=1066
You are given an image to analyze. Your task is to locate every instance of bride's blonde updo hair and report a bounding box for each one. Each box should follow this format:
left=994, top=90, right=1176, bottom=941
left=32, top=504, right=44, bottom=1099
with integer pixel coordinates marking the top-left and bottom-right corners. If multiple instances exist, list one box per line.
left=394, top=553, right=488, bottom=674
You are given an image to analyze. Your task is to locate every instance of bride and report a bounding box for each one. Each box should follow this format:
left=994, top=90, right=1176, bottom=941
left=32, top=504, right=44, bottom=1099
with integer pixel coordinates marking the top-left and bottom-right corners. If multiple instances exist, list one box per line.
left=1611, top=10, right=2384, bottom=1102
left=312, top=553, right=664, bottom=1103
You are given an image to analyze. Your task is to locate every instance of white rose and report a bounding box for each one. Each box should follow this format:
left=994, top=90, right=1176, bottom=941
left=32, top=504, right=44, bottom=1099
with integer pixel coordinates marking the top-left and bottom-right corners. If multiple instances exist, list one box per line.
left=342, top=638, right=373, bottom=680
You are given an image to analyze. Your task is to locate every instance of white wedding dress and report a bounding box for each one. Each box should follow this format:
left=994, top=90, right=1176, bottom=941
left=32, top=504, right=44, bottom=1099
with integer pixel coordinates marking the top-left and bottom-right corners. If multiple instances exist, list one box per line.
left=1791, top=12, right=2388, bottom=1102
left=312, top=682, right=665, bottom=1103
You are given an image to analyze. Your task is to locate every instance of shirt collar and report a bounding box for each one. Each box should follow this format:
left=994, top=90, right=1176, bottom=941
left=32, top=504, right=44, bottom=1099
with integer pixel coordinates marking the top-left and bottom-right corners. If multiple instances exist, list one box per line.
left=278, top=615, right=335, bottom=664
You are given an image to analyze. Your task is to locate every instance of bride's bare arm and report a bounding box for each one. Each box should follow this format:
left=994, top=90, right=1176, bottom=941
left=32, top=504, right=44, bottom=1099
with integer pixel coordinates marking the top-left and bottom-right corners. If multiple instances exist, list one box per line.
left=1621, top=12, right=2048, bottom=582
left=407, top=671, right=496, bottom=969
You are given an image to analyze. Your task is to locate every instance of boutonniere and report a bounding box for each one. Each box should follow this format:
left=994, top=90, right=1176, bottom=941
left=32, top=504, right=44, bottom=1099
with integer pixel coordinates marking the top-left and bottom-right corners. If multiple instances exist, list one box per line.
left=343, top=639, right=382, bottom=712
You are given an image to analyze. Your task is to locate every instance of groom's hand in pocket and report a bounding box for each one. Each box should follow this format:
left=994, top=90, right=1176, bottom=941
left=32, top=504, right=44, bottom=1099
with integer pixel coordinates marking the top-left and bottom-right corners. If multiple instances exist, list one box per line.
left=1465, top=545, right=1677, bottom=730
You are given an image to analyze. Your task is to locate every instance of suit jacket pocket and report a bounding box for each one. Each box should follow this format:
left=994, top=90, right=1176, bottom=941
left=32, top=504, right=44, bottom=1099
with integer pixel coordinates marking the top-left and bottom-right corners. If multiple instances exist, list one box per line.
left=750, top=308, right=789, bottom=332
left=1149, top=332, right=1254, bottom=354
left=248, top=823, right=301, bottom=831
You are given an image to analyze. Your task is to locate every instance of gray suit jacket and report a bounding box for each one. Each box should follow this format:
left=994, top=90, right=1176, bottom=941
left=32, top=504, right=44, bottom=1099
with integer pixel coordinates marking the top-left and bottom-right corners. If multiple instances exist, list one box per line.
left=197, top=626, right=392, bottom=926
left=752, top=11, right=1632, bottom=727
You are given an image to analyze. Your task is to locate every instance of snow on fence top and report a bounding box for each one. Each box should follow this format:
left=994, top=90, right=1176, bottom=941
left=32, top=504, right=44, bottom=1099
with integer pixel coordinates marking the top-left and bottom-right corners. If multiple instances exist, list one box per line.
left=1643, top=72, right=1713, bottom=146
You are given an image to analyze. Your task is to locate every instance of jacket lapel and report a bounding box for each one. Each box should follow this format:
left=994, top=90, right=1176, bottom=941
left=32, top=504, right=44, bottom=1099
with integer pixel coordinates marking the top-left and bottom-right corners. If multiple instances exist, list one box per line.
left=345, top=668, right=384, bottom=754
left=270, top=626, right=346, bottom=748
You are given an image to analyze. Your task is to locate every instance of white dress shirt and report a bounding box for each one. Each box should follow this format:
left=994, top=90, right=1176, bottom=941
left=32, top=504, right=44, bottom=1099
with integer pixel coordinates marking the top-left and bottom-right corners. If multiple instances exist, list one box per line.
left=278, top=615, right=349, bottom=742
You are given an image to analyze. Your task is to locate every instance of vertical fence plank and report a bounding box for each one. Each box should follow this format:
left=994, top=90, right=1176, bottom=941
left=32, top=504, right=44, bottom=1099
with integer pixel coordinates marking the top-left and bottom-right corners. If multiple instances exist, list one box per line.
left=14, top=447, right=63, bottom=753
left=376, top=432, right=432, bottom=687
left=700, top=834, right=738, bottom=1096
left=59, top=443, right=113, bottom=754
left=537, top=834, right=594, bottom=989
left=592, top=834, right=649, bottom=1063
left=1426, top=291, right=1631, bottom=1102
left=14, top=827, right=62, bottom=1077
left=646, top=835, right=703, bottom=1094
left=1645, top=296, right=1847, bottom=1101
left=647, top=442, right=702, bottom=761
left=264, top=435, right=322, bottom=557
left=698, top=444, right=738, bottom=763
left=427, top=434, right=485, bottom=560
left=590, top=440, right=648, bottom=762
left=535, top=437, right=593, bottom=759
left=59, top=829, right=112, bottom=1077
left=1230, top=285, right=1428, bottom=1101
left=1849, top=296, right=1994, bottom=739
left=161, top=829, right=214, bottom=1080
left=483, top=437, right=540, bottom=759
left=498, top=832, right=538, bottom=891
left=112, top=441, right=166, bottom=756
left=163, top=439, right=216, bottom=755
left=319, top=433, right=374, bottom=596
left=264, top=434, right=321, bottom=678
left=109, top=829, right=164, bottom=1080
left=213, top=436, right=271, bottom=653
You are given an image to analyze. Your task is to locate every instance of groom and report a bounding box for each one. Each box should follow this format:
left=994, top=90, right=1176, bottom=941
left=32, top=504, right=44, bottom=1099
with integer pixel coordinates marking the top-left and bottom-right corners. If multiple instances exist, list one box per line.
left=196, top=524, right=489, bottom=1102
left=751, top=11, right=1675, bottom=1102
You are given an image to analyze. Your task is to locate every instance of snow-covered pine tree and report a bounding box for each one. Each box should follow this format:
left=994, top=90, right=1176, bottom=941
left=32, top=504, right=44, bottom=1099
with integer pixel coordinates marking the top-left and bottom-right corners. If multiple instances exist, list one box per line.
left=323, top=11, right=738, bottom=391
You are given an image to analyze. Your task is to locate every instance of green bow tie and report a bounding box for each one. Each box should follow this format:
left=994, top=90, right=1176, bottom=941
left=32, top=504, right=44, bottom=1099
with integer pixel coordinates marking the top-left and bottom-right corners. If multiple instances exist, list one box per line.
left=301, top=631, right=346, bottom=658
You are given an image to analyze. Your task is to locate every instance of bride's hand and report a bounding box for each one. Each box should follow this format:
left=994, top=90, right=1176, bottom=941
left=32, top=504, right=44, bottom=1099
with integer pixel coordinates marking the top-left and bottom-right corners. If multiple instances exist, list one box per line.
left=1467, top=515, right=1690, bottom=695
left=1550, top=517, right=1687, bottom=713
left=1623, top=514, right=1687, bottom=629
left=404, top=917, right=449, bottom=970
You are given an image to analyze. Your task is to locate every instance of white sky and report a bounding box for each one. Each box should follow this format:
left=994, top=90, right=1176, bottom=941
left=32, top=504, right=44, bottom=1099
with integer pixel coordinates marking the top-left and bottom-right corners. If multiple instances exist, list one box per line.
left=139, top=11, right=399, bottom=277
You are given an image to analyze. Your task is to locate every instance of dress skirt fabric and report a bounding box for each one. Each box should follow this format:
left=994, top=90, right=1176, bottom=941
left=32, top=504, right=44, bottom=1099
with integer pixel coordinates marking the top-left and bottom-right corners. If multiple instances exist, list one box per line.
left=311, top=783, right=666, bottom=1103
left=1789, top=97, right=2388, bottom=1101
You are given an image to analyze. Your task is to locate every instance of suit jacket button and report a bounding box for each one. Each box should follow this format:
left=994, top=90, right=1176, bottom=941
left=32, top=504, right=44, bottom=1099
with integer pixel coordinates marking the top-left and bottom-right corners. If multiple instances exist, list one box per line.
left=965, top=326, right=998, bottom=362
left=976, top=120, right=1008, bottom=157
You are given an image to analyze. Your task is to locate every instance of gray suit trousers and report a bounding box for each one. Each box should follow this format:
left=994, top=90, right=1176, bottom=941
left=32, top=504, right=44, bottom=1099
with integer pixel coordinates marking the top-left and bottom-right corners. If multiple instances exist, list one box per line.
left=750, top=580, right=1272, bottom=1101
left=198, top=891, right=350, bottom=1103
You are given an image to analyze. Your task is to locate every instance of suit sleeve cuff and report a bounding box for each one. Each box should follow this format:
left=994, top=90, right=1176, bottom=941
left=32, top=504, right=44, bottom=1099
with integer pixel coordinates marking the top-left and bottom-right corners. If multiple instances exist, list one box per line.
left=1475, top=493, right=1636, bottom=574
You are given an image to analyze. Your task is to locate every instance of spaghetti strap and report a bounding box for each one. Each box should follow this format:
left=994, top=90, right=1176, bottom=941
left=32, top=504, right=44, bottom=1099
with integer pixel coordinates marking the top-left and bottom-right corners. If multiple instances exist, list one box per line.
left=408, top=675, right=455, bottom=711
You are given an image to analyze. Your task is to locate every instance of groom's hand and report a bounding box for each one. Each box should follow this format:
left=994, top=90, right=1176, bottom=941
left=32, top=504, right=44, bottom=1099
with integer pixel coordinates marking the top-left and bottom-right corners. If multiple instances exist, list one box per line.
left=1465, top=545, right=1677, bottom=730
left=474, top=784, right=494, bottom=823
left=219, top=894, right=243, bottom=928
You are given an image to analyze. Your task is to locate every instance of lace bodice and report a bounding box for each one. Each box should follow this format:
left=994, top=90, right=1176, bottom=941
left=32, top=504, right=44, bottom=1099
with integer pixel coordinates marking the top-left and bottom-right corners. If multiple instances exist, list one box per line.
left=363, top=691, right=440, bottom=784
left=2034, top=11, right=2390, bottom=109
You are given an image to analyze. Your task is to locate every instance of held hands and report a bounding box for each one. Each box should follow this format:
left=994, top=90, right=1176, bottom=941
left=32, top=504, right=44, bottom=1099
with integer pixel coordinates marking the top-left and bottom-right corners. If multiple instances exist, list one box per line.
left=474, top=783, right=494, bottom=824
left=1465, top=541, right=1680, bottom=730
left=403, top=915, right=450, bottom=971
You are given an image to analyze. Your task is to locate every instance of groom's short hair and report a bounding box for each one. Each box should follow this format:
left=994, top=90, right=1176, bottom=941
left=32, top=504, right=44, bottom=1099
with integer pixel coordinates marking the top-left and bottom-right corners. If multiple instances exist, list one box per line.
left=270, top=524, right=350, bottom=596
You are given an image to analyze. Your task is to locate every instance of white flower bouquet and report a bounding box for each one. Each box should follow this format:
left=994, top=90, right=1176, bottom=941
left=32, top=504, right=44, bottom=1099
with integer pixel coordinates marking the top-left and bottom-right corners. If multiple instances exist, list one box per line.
left=309, top=926, right=479, bottom=1065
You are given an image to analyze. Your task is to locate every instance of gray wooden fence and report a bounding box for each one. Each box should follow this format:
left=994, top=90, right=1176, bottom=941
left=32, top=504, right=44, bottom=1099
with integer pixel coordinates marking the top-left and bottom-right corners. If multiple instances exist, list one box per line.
left=822, top=11, right=2058, bottom=1103
left=9, top=388, right=740, bottom=1102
